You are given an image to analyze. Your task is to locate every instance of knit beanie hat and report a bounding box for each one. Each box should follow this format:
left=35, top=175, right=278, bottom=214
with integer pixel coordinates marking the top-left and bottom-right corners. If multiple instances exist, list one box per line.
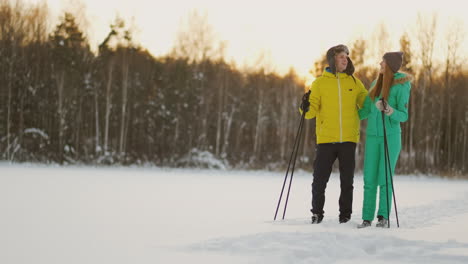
left=383, top=52, right=404, bottom=73
left=326, top=44, right=354, bottom=75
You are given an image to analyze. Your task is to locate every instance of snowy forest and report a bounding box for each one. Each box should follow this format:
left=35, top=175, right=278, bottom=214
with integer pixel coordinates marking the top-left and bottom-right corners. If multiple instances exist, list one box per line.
left=0, top=1, right=467, bottom=177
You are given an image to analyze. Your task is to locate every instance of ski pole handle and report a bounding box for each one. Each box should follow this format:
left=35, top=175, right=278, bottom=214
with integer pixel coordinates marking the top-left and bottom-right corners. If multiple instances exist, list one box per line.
left=380, top=98, right=388, bottom=111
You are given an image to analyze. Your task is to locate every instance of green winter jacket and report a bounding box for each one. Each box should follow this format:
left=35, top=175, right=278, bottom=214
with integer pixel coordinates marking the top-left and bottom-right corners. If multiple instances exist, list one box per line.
left=359, top=72, right=412, bottom=136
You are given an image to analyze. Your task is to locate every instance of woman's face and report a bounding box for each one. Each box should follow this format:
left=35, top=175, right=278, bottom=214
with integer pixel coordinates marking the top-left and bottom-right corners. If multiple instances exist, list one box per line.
left=379, top=59, right=386, bottom=74
left=335, top=52, right=348, bottom=72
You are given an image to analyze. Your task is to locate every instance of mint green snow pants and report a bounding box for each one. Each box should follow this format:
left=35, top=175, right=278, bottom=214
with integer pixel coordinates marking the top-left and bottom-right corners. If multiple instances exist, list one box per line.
left=362, top=134, right=401, bottom=221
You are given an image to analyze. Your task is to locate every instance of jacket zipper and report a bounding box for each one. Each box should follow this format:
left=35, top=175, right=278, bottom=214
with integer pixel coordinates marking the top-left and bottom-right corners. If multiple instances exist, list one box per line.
left=337, top=75, right=343, bottom=142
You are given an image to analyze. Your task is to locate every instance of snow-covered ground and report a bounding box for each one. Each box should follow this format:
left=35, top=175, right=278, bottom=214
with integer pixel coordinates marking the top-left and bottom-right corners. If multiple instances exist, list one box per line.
left=1, top=164, right=468, bottom=264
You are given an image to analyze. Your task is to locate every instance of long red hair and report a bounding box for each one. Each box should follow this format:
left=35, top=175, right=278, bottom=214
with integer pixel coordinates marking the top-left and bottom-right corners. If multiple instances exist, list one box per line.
left=369, top=61, right=394, bottom=101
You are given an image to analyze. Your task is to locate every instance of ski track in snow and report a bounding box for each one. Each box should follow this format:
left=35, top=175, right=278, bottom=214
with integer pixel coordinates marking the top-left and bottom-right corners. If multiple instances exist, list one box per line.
left=188, top=231, right=468, bottom=264
left=185, top=189, right=468, bottom=263
left=399, top=191, right=468, bottom=229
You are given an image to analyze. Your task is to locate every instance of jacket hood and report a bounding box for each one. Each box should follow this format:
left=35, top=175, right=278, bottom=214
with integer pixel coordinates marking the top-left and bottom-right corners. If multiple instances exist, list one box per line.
left=393, top=72, right=413, bottom=85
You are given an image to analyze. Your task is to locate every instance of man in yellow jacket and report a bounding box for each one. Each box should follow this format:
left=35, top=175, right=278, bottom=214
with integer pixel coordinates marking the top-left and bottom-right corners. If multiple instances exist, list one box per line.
left=302, top=44, right=367, bottom=224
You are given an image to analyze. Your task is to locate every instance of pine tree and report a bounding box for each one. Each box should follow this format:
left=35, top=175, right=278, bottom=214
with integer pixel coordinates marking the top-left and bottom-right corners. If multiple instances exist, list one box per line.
left=49, top=12, right=92, bottom=163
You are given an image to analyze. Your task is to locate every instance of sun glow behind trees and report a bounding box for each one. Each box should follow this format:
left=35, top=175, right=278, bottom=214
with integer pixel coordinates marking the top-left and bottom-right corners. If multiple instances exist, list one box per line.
left=26, top=0, right=468, bottom=78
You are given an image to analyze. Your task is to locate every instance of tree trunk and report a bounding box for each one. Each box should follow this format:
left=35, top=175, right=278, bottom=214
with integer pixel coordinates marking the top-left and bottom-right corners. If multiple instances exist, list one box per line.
left=18, top=91, right=25, bottom=160
left=119, top=53, right=129, bottom=156
left=279, top=85, right=290, bottom=160
left=75, top=95, right=83, bottom=161
left=253, top=90, right=264, bottom=158
left=222, top=110, right=234, bottom=157
left=433, top=90, right=444, bottom=169
left=463, top=111, right=467, bottom=173
left=6, top=60, right=13, bottom=160
left=104, top=60, right=114, bottom=154
left=56, top=70, right=65, bottom=164
left=409, top=91, right=416, bottom=172
left=446, top=93, right=452, bottom=173
left=215, top=71, right=224, bottom=157
left=94, top=79, right=101, bottom=155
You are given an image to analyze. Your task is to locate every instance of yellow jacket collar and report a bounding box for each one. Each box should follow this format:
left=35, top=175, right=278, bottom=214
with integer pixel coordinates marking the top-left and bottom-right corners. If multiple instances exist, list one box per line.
left=323, top=69, right=349, bottom=79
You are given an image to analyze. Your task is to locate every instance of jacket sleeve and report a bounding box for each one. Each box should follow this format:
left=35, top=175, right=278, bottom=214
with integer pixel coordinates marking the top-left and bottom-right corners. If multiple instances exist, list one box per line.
left=389, top=83, right=411, bottom=122
left=358, top=96, right=372, bottom=120
left=299, top=79, right=320, bottom=119
left=358, top=79, right=374, bottom=120
left=356, top=79, right=368, bottom=109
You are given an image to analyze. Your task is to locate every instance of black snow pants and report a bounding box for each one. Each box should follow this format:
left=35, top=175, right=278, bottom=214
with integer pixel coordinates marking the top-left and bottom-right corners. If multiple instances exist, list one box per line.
left=311, top=142, right=356, bottom=218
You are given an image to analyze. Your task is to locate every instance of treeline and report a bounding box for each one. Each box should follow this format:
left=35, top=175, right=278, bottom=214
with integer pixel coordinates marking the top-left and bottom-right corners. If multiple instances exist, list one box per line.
left=0, top=2, right=306, bottom=170
left=0, top=1, right=467, bottom=176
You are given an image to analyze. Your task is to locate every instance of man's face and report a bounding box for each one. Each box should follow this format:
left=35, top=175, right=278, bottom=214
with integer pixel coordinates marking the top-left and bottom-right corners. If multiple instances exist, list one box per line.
left=335, top=52, right=348, bottom=72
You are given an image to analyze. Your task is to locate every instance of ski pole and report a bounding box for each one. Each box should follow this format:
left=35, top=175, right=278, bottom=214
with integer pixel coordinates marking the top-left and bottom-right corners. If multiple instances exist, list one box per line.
left=381, top=99, right=400, bottom=228
left=282, top=111, right=306, bottom=219
left=383, top=115, right=400, bottom=227
left=274, top=91, right=309, bottom=220
left=385, top=133, right=400, bottom=227
left=381, top=107, right=391, bottom=228
left=274, top=110, right=306, bottom=220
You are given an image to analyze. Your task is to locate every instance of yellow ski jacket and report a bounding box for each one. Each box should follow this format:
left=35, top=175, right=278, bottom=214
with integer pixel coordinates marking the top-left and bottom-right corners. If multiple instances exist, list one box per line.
left=304, top=69, right=368, bottom=144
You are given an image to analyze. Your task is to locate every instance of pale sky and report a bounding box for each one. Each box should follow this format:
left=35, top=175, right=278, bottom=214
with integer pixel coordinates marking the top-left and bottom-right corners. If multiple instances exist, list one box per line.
left=28, top=0, right=468, bottom=78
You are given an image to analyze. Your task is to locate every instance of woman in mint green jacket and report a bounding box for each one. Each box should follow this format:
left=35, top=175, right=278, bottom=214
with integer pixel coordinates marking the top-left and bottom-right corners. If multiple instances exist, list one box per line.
left=357, top=52, right=412, bottom=228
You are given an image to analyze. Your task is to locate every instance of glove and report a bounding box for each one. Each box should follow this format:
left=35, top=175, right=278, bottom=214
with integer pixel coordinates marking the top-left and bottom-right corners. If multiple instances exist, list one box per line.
left=300, top=90, right=311, bottom=112
left=375, top=99, right=394, bottom=116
